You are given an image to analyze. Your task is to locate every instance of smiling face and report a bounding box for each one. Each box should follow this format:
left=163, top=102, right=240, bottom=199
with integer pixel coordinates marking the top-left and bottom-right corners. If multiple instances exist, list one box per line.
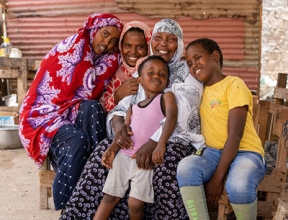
left=138, top=58, right=169, bottom=94
left=92, top=26, right=120, bottom=55
left=151, top=32, right=178, bottom=63
left=121, top=29, right=148, bottom=67
left=185, top=43, right=221, bottom=86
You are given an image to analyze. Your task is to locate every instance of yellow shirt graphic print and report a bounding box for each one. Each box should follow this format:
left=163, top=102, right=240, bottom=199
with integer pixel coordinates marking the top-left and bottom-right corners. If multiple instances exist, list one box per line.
left=210, top=100, right=221, bottom=109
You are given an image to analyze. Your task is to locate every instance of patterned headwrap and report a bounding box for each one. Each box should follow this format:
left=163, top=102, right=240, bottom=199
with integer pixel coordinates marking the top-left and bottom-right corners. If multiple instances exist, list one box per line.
left=150, top=18, right=184, bottom=67
left=19, top=13, right=123, bottom=167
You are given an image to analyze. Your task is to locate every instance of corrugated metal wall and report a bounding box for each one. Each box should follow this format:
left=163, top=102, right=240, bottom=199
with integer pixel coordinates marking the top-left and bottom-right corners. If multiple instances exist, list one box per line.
left=4, top=0, right=261, bottom=91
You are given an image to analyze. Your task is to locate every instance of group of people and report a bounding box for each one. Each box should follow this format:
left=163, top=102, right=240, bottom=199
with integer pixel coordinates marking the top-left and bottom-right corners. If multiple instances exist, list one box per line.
left=18, top=12, right=266, bottom=220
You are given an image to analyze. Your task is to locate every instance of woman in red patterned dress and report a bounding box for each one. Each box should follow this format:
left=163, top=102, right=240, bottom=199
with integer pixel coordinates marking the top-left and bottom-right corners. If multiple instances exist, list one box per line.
left=18, top=13, right=123, bottom=211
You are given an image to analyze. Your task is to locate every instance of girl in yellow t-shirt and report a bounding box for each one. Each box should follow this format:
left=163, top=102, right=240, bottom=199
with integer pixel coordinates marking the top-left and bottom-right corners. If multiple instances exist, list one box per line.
left=177, top=38, right=266, bottom=220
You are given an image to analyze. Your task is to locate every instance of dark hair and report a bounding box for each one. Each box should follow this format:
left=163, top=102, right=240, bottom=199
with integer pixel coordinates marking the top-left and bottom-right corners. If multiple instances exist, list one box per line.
left=186, top=38, right=223, bottom=69
left=138, top=55, right=170, bottom=79
left=121, top=27, right=145, bottom=44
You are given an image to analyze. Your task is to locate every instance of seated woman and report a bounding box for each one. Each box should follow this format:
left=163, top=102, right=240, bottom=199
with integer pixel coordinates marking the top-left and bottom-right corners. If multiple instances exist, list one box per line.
left=60, top=18, right=205, bottom=220
left=18, top=13, right=123, bottom=211
left=100, top=21, right=151, bottom=112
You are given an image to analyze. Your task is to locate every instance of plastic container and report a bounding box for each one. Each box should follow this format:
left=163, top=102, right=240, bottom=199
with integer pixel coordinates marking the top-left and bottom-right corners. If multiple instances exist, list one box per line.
left=10, top=48, right=22, bottom=58
left=0, top=37, right=13, bottom=57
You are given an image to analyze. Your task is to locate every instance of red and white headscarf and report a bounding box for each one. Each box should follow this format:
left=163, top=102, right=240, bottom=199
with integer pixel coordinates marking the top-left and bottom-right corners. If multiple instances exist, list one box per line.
left=19, top=13, right=123, bottom=167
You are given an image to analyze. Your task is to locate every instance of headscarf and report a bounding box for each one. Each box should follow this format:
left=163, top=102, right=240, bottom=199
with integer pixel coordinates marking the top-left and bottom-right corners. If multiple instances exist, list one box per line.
left=107, top=18, right=188, bottom=133
left=18, top=13, right=123, bottom=167
left=106, top=18, right=205, bottom=150
left=100, top=21, right=151, bottom=112
left=149, top=18, right=188, bottom=86
left=150, top=18, right=184, bottom=67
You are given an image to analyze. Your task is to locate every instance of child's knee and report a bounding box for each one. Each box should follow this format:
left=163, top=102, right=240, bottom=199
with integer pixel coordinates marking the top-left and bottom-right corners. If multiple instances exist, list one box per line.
left=226, top=181, right=257, bottom=203
left=102, top=194, right=120, bottom=205
left=176, top=156, right=200, bottom=187
left=128, top=197, right=144, bottom=213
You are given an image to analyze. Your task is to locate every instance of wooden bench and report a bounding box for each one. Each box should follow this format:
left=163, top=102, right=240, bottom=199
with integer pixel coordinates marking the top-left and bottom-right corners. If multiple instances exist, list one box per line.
left=38, top=156, right=55, bottom=209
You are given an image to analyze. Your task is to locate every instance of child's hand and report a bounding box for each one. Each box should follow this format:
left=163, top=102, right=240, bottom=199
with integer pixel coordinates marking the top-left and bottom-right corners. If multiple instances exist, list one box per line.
left=152, top=144, right=166, bottom=165
left=102, top=147, right=116, bottom=169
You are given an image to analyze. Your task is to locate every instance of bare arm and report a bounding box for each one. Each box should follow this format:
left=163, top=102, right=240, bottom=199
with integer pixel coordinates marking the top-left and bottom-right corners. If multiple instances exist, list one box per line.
left=102, top=107, right=133, bottom=168
left=205, top=105, right=248, bottom=204
left=152, top=91, right=178, bottom=165
left=111, top=115, right=133, bottom=150
left=124, top=106, right=132, bottom=126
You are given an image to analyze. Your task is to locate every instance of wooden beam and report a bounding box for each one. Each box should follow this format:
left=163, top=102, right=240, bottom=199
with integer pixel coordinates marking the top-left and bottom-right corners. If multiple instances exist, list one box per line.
left=0, top=0, right=6, bottom=9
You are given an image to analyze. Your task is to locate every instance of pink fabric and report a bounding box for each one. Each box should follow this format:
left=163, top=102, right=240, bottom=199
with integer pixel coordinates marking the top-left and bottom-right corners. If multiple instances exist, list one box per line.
left=18, top=13, right=123, bottom=167
left=100, top=21, right=151, bottom=112
left=121, top=94, right=165, bottom=156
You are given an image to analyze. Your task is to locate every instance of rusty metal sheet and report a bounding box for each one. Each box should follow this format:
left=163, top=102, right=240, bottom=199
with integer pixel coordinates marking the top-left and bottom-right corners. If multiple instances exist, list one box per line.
left=115, top=0, right=261, bottom=24
left=4, top=0, right=261, bottom=91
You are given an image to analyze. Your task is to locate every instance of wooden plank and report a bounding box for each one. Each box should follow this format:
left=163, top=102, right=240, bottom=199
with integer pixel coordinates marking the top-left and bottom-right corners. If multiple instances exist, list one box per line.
left=258, top=168, right=286, bottom=193
left=273, top=87, right=288, bottom=101
left=257, top=201, right=273, bottom=218
left=39, top=187, right=49, bottom=209
left=258, top=100, right=271, bottom=146
left=273, top=106, right=288, bottom=171
left=280, top=183, right=288, bottom=202
left=273, top=198, right=288, bottom=220
left=27, top=59, right=41, bottom=71
left=0, top=106, right=19, bottom=112
left=276, top=73, right=288, bottom=88
left=17, top=59, right=27, bottom=105
left=217, top=204, right=229, bottom=220
left=253, top=95, right=260, bottom=131
left=39, top=170, right=55, bottom=187
left=0, top=57, right=22, bottom=67
left=0, top=0, right=7, bottom=9
left=38, top=157, right=54, bottom=209
left=0, top=68, right=21, bottom=78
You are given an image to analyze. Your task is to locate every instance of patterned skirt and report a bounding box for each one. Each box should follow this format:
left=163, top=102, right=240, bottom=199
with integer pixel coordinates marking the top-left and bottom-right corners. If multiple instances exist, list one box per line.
left=60, top=137, right=194, bottom=220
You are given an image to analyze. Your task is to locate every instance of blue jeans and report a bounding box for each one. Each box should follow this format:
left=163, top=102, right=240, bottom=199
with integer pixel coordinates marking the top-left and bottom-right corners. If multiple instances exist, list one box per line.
left=176, top=147, right=266, bottom=204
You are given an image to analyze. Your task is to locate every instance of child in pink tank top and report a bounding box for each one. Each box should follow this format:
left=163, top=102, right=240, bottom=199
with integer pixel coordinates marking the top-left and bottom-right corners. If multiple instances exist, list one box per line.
left=94, top=55, right=178, bottom=220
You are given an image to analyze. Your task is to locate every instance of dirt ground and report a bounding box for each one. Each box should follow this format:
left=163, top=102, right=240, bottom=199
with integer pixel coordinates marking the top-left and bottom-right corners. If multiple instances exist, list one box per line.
left=0, top=148, right=61, bottom=220
left=0, top=148, right=237, bottom=220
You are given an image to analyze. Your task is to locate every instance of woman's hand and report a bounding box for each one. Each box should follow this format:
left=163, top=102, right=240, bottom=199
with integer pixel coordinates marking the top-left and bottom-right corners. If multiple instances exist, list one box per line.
left=112, top=116, right=133, bottom=150
left=114, top=78, right=139, bottom=104
left=132, top=139, right=157, bottom=170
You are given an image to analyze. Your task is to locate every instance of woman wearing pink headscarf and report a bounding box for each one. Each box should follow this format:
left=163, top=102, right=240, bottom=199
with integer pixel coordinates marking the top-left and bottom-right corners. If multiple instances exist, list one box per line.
left=100, top=20, right=151, bottom=112
left=18, top=13, right=123, bottom=210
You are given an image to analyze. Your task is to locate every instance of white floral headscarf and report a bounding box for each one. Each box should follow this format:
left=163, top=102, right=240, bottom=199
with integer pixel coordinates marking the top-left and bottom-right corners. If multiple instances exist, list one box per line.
left=150, top=18, right=184, bottom=67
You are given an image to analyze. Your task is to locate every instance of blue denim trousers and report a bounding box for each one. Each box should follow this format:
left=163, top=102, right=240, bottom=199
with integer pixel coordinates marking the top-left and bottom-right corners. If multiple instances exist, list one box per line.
left=176, top=147, right=266, bottom=204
